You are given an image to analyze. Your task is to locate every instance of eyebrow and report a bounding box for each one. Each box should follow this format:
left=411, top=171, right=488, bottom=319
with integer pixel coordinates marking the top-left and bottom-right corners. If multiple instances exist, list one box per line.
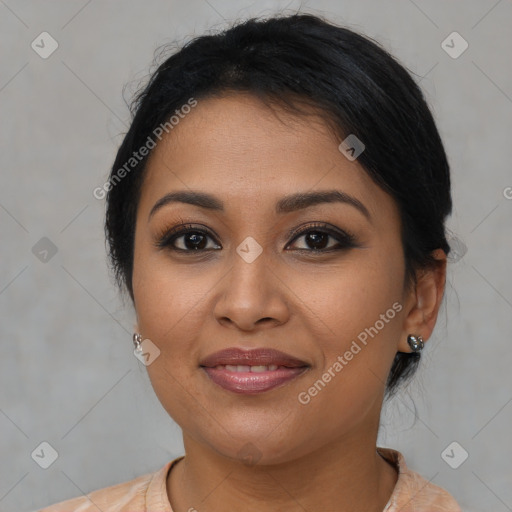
left=148, top=189, right=371, bottom=221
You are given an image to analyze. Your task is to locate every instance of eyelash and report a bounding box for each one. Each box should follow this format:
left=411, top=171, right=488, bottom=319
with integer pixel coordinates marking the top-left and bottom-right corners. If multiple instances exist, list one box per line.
left=154, top=222, right=358, bottom=255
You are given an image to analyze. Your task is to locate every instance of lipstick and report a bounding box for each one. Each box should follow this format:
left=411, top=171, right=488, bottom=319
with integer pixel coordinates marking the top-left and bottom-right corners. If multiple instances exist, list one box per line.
left=199, top=347, right=310, bottom=394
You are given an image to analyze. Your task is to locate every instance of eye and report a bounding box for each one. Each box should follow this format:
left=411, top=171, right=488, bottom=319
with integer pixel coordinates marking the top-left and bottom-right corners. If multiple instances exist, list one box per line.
left=286, top=223, right=357, bottom=252
left=155, top=224, right=221, bottom=252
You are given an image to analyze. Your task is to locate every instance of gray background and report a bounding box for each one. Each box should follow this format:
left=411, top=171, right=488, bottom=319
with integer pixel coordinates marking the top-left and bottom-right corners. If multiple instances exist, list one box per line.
left=1, top=1, right=511, bottom=511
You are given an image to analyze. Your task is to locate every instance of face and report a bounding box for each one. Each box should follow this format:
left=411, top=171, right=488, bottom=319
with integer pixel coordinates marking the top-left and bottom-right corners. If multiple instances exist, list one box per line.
left=131, top=92, right=414, bottom=464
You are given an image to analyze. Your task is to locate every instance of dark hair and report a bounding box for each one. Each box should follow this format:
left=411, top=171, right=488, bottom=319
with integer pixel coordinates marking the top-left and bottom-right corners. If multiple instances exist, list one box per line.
left=104, top=13, right=452, bottom=396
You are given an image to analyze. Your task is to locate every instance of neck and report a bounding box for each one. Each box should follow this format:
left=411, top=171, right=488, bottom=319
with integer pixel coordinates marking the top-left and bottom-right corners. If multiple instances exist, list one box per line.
left=167, top=429, right=398, bottom=512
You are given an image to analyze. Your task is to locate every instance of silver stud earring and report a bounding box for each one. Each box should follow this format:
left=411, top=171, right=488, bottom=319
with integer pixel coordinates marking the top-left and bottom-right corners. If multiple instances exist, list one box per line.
left=407, top=334, right=424, bottom=353
left=133, top=332, right=143, bottom=355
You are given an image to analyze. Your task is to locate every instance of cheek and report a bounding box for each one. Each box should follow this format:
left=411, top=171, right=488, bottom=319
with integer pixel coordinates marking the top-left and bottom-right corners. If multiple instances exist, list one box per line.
left=292, top=247, right=405, bottom=344
left=131, top=239, right=219, bottom=401
left=294, top=248, right=405, bottom=402
left=132, top=232, right=208, bottom=338
left=132, top=250, right=212, bottom=428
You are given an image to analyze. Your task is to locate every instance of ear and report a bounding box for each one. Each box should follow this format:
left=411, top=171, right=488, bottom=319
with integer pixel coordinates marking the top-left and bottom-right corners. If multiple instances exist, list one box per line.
left=398, top=249, right=447, bottom=353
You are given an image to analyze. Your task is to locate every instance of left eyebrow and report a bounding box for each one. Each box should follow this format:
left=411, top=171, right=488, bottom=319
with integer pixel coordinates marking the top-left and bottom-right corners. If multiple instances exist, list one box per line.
left=148, top=189, right=371, bottom=222
left=275, top=190, right=371, bottom=220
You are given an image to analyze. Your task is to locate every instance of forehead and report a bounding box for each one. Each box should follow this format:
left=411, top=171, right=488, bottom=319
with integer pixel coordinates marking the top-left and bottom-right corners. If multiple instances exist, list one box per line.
left=138, top=93, right=396, bottom=223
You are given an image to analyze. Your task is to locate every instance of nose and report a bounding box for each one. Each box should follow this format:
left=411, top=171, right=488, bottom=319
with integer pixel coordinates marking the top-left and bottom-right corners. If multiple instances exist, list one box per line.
left=213, top=249, right=290, bottom=332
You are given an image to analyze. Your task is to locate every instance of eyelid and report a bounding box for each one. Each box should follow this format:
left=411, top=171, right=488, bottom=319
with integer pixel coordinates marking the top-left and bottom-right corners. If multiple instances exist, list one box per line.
left=285, top=222, right=356, bottom=247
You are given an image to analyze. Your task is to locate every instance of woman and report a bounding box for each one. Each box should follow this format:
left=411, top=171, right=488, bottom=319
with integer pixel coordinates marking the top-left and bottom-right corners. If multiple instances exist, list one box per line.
left=40, top=13, right=462, bottom=511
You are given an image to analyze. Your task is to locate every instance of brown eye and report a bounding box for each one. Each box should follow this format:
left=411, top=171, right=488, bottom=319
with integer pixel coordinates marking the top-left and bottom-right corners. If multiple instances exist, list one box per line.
left=174, top=232, right=210, bottom=250
left=291, top=231, right=334, bottom=250
left=155, top=225, right=221, bottom=252
left=287, top=224, right=357, bottom=252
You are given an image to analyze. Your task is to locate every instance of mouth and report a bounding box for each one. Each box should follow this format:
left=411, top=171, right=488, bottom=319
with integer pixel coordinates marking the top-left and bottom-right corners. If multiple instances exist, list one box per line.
left=199, top=347, right=310, bottom=394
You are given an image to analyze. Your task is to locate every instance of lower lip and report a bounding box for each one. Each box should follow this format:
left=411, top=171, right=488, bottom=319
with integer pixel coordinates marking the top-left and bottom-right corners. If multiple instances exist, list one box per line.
left=201, top=366, right=308, bottom=394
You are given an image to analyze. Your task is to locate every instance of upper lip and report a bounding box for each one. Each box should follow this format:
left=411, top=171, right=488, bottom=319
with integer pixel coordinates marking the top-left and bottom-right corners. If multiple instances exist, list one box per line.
left=199, top=347, right=309, bottom=368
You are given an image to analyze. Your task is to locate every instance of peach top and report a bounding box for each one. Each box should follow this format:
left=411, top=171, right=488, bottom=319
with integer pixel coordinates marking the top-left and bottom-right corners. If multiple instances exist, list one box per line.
left=38, top=448, right=461, bottom=511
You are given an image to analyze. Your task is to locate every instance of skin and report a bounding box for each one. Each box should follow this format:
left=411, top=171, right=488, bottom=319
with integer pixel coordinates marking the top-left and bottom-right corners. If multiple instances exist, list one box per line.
left=131, top=92, right=447, bottom=512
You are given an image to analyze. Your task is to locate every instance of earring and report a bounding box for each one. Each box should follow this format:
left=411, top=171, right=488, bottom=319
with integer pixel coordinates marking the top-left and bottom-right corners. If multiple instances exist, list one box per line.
left=407, top=334, right=424, bottom=353
left=133, top=333, right=143, bottom=355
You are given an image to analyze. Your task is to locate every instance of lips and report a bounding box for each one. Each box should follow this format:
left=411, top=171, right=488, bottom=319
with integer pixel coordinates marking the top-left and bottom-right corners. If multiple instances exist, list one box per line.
left=199, top=347, right=310, bottom=394
left=199, top=347, right=309, bottom=368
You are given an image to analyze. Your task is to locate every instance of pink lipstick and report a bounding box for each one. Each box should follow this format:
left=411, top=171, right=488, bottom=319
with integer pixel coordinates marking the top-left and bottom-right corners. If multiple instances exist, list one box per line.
left=199, top=347, right=310, bottom=394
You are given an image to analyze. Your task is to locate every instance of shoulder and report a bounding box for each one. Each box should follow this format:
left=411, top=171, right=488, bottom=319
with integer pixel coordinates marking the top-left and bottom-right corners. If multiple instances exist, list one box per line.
left=377, top=447, right=462, bottom=512
left=37, top=472, right=152, bottom=512
left=37, top=458, right=181, bottom=512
